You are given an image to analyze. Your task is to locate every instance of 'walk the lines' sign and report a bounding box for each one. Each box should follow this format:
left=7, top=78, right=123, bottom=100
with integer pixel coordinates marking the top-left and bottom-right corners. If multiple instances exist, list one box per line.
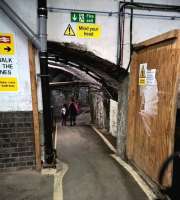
left=0, top=33, right=18, bottom=92
left=76, top=24, right=101, bottom=39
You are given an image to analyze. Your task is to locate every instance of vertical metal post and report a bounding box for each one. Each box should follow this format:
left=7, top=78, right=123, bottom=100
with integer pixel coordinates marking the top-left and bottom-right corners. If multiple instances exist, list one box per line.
left=38, top=0, right=53, bottom=164
left=117, top=1, right=121, bottom=65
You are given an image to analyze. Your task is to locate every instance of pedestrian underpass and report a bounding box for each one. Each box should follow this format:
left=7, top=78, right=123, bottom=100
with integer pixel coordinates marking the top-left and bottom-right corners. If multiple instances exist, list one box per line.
left=1, top=0, right=180, bottom=199
left=56, top=114, right=148, bottom=200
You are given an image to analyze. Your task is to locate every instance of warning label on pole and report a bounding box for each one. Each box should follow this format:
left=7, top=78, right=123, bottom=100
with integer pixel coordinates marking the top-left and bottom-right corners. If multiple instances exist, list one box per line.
left=76, top=24, right=101, bottom=38
left=139, top=63, right=147, bottom=86
left=0, top=56, right=18, bottom=92
left=0, top=33, right=15, bottom=55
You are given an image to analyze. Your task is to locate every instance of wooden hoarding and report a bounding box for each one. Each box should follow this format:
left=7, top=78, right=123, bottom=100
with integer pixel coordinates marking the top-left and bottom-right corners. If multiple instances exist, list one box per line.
left=127, top=30, right=180, bottom=186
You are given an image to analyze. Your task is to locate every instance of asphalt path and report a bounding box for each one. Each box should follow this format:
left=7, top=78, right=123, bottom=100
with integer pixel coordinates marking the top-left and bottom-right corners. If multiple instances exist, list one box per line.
left=57, top=124, right=148, bottom=200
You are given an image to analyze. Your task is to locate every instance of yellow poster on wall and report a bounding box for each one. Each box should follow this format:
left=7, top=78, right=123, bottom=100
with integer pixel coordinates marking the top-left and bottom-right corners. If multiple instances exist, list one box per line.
left=76, top=24, right=101, bottom=39
left=0, top=33, right=15, bottom=55
left=139, top=63, right=147, bottom=86
left=0, top=56, right=18, bottom=92
left=0, top=33, right=18, bottom=92
left=0, top=77, right=18, bottom=92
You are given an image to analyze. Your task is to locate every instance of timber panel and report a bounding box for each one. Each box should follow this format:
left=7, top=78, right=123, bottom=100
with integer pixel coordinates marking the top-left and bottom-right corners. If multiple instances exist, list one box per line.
left=127, top=30, right=180, bottom=186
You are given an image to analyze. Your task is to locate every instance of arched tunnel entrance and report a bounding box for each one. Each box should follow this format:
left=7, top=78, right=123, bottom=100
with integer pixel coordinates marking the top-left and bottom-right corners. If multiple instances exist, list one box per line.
left=44, top=42, right=148, bottom=200
left=47, top=41, right=128, bottom=152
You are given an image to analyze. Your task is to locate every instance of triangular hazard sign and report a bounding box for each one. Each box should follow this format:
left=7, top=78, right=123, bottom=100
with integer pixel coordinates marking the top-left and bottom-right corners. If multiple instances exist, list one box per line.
left=64, top=24, right=76, bottom=36
left=140, top=66, right=146, bottom=78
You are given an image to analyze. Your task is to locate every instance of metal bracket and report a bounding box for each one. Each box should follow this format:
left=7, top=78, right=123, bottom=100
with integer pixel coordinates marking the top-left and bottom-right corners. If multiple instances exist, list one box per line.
left=37, top=73, right=50, bottom=77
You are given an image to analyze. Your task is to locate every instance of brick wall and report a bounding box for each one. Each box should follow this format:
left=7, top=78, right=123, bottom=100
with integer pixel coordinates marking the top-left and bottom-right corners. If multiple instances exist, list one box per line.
left=0, top=111, right=35, bottom=171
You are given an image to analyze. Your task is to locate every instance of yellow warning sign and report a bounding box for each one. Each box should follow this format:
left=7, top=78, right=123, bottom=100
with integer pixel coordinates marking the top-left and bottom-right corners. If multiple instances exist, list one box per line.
left=0, top=56, right=19, bottom=92
left=0, top=33, right=15, bottom=55
left=0, top=77, right=18, bottom=92
left=139, top=78, right=146, bottom=86
left=139, top=63, right=147, bottom=86
left=76, top=24, right=101, bottom=39
left=64, top=24, right=76, bottom=36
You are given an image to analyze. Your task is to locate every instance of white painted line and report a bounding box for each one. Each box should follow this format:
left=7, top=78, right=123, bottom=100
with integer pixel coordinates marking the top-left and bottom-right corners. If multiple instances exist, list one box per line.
left=91, top=126, right=117, bottom=153
left=111, top=154, right=157, bottom=200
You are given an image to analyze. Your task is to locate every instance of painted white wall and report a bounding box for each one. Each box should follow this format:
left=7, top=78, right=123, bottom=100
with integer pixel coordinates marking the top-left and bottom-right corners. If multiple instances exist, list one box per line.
left=47, top=0, right=119, bottom=64
left=0, top=10, right=32, bottom=111
left=2, top=0, right=180, bottom=111
left=109, top=99, right=118, bottom=137
left=5, top=0, right=38, bottom=34
left=47, top=0, right=180, bottom=67
left=123, top=1, right=180, bottom=68
left=0, top=1, right=43, bottom=111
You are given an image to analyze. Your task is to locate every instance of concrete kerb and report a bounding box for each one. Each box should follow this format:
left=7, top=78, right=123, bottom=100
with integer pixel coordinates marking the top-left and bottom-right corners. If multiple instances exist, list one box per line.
left=91, top=125, right=157, bottom=200
left=91, top=126, right=117, bottom=153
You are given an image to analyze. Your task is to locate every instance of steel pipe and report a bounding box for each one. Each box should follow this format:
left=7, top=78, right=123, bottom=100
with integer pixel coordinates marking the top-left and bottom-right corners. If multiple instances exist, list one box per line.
left=38, top=0, right=53, bottom=164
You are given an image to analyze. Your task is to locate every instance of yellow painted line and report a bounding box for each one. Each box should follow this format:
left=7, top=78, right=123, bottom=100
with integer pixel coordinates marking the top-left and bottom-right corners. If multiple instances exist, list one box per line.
left=41, top=161, right=69, bottom=200
left=54, top=123, right=58, bottom=149
left=53, top=123, right=68, bottom=200
left=42, top=121, right=68, bottom=200
left=91, top=126, right=117, bottom=153
left=53, top=162, right=69, bottom=200
left=111, top=154, right=157, bottom=200
left=41, top=168, right=56, bottom=175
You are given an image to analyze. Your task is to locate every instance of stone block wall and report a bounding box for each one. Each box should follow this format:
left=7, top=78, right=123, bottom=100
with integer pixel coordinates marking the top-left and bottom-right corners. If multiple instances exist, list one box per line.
left=89, top=91, right=109, bottom=130
left=0, top=111, right=35, bottom=171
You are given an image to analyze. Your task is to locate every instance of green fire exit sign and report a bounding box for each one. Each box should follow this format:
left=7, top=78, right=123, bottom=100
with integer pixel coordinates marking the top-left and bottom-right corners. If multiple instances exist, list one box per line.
left=71, top=12, right=96, bottom=24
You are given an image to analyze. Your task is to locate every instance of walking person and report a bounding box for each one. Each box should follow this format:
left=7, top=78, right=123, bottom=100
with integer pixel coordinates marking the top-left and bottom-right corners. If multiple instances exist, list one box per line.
left=61, top=104, right=67, bottom=126
left=68, top=98, right=78, bottom=126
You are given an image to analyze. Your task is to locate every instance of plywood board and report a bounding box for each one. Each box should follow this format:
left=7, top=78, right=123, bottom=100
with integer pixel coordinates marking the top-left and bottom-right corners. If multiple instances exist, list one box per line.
left=127, top=35, right=180, bottom=186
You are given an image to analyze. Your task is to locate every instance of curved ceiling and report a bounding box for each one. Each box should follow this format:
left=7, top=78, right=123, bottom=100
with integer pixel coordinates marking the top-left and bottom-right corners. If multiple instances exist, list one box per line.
left=47, top=41, right=128, bottom=99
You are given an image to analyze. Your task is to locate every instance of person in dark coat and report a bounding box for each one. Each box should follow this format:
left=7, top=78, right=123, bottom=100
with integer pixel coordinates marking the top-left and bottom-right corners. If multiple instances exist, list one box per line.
left=68, top=98, right=78, bottom=126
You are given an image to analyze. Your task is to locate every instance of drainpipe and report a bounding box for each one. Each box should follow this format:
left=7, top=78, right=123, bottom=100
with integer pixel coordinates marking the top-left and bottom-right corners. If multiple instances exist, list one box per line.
left=38, top=0, right=53, bottom=164
left=126, top=0, right=133, bottom=72
left=117, top=1, right=125, bottom=67
left=0, top=0, right=40, bottom=50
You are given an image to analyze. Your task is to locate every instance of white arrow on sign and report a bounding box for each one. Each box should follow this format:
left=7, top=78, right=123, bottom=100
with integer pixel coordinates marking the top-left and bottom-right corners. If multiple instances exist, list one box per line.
left=72, top=14, right=77, bottom=21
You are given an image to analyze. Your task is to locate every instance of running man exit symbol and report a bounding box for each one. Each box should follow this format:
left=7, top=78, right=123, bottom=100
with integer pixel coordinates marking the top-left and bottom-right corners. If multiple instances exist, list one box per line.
left=64, top=24, right=76, bottom=36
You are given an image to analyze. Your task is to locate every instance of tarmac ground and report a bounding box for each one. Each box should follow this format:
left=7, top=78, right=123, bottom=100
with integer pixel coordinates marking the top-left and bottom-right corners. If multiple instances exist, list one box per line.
left=0, top=170, right=54, bottom=200
left=0, top=110, right=149, bottom=200
left=58, top=123, right=148, bottom=200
